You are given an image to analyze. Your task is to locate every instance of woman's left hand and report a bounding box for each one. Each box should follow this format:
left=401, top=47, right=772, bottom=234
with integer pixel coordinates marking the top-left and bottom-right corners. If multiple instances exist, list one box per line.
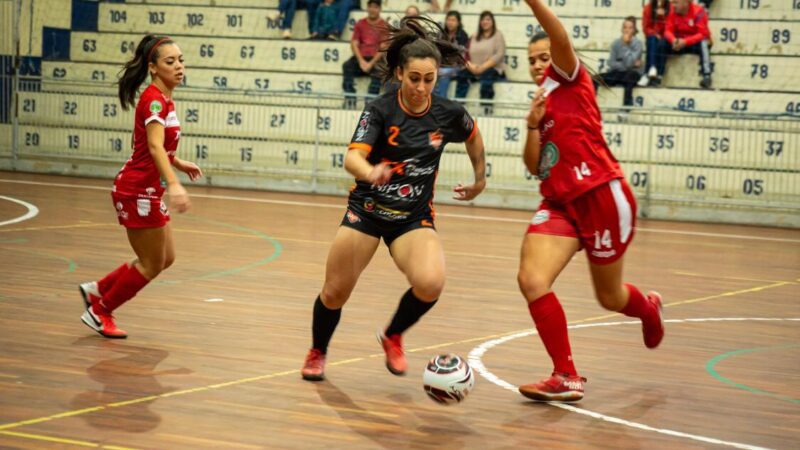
left=176, top=160, right=204, bottom=181
left=452, top=179, right=486, bottom=201
left=466, top=61, right=481, bottom=75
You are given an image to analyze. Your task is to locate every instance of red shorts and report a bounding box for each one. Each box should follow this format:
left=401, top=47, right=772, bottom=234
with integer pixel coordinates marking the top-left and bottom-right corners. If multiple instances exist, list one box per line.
left=527, top=179, right=637, bottom=264
left=111, top=194, right=170, bottom=229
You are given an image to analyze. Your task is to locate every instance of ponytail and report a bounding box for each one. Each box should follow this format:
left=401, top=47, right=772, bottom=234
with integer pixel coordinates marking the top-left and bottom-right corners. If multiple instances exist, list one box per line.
left=377, top=16, right=465, bottom=84
left=117, top=34, right=173, bottom=110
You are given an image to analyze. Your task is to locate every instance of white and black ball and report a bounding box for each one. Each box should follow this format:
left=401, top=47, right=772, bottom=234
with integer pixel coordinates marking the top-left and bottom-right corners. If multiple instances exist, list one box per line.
left=422, top=354, right=475, bottom=405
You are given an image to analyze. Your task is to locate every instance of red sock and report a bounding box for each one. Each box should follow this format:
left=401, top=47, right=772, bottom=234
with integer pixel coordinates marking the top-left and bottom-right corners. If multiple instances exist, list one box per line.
left=97, top=263, right=129, bottom=295
left=621, top=283, right=655, bottom=322
left=528, top=292, right=577, bottom=376
left=100, top=265, right=150, bottom=313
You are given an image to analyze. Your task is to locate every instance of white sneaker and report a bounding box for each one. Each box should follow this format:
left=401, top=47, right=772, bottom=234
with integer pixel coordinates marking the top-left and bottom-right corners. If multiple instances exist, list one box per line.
left=648, top=66, right=657, bottom=79
left=637, top=74, right=650, bottom=87
left=79, top=281, right=101, bottom=309
left=282, top=29, right=292, bottom=39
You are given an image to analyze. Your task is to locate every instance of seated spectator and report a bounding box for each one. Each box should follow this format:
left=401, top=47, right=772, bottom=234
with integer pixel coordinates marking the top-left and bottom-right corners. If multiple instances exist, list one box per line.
left=342, top=0, right=388, bottom=108
left=333, top=0, right=361, bottom=39
left=698, top=0, right=713, bottom=8
left=661, top=0, right=713, bottom=88
left=405, top=5, right=420, bottom=17
left=639, top=0, right=670, bottom=86
left=433, top=10, right=469, bottom=98
left=277, top=0, right=321, bottom=39
left=310, top=0, right=338, bottom=40
left=595, top=16, right=643, bottom=107
left=455, top=10, right=506, bottom=115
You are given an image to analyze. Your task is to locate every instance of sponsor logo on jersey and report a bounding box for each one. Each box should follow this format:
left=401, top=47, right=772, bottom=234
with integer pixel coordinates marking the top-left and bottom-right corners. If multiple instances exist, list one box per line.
left=115, top=202, right=129, bottom=220
left=346, top=210, right=361, bottom=223
left=355, top=110, right=371, bottom=142
left=363, top=197, right=376, bottom=212
left=462, top=113, right=473, bottom=133
left=374, top=203, right=410, bottom=220
left=145, top=187, right=157, bottom=196
left=538, top=142, right=560, bottom=180
left=376, top=183, right=425, bottom=199
left=160, top=200, right=169, bottom=216
left=165, top=111, right=180, bottom=127
left=531, top=210, right=550, bottom=225
left=383, top=159, right=435, bottom=177
left=137, top=199, right=152, bottom=217
left=429, top=130, right=443, bottom=150
left=149, top=100, right=163, bottom=114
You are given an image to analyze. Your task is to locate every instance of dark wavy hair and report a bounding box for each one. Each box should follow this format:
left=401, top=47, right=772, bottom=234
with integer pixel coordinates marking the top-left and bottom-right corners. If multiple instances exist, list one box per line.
left=377, top=16, right=465, bottom=83
left=476, top=10, right=496, bottom=41
left=117, top=34, right=174, bottom=111
left=445, top=10, right=463, bottom=35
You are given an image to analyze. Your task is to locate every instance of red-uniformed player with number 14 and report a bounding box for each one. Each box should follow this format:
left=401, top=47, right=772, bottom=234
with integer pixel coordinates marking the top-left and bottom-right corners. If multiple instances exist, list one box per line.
left=516, top=0, right=665, bottom=402
left=78, top=35, right=202, bottom=339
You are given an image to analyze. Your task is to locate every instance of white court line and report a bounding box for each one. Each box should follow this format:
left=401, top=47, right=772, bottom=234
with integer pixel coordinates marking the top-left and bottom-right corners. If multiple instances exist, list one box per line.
left=0, top=195, right=39, bottom=227
left=2, top=178, right=799, bottom=243
left=468, top=318, right=800, bottom=450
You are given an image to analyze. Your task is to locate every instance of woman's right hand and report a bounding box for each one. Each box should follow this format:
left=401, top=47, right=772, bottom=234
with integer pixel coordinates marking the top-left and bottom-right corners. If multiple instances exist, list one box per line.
left=167, top=182, right=191, bottom=213
left=527, top=87, right=547, bottom=128
left=365, top=162, right=393, bottom=187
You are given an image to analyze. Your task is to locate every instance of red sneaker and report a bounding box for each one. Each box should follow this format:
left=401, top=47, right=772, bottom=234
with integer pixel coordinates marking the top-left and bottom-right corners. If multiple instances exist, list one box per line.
left=81, top=303, right=127, bottom=339
left=519, top=372, right=586, bottom=402
left=79, top=281, right=101, bottom=309
left=644, top=291, right=665, bottom=349
left=377, top=332, right=407, bottom=376
left=301, top=349, right=326, bottom=381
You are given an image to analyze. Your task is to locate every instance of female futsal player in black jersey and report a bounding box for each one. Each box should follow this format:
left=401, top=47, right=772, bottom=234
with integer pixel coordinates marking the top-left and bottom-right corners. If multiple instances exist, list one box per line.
left=302, top=16, right=487, bottom=381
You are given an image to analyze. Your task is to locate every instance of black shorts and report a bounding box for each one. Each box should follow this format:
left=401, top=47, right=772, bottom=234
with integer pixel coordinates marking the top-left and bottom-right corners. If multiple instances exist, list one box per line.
left=340, top=209, right=435, bottom=247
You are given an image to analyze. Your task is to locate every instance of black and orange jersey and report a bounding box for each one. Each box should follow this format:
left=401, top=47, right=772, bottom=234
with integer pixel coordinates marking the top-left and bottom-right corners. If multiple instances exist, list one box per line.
left=347, top=89, right=477, bottom=222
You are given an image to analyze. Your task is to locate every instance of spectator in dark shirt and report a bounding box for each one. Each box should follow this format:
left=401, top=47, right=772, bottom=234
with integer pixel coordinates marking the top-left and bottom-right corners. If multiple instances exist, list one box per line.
left=342, top=0, right=388, bottom=108
left=595, top=16, right=643, bottom=107
left=434, top=10, right=469, bottom=98
left=660, top=0, right=713, bottom=89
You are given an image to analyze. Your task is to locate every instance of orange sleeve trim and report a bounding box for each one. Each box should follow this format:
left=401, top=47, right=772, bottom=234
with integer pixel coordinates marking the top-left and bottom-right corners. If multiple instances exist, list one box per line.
left=348, top=142, right=373, bottom=153
left=466, top=120, right=479, bottom=143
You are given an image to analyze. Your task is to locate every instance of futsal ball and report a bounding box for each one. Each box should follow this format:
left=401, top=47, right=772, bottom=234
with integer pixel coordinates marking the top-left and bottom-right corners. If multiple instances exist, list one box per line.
left=422, top=353, right=475, bottom=405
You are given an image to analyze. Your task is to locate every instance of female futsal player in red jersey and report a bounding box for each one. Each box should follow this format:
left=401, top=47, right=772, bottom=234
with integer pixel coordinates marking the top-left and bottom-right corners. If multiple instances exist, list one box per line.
left=516, top=0, right=664, bottom=401
left=78, top=35, right=202, bottom=338
left=301, top=17, right=486, bottom=381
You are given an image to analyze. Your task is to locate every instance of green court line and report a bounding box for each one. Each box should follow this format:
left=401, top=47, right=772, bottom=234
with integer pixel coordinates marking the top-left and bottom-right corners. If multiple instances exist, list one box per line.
left=156, top=215, right=283, bottom=285
left=705, top=344, right=800, bottom=404
left=0, top=243, right=77, bottom=273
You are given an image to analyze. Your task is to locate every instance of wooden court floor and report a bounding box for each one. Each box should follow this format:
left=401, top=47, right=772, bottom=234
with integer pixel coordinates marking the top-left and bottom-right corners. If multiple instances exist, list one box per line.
left=0, top=171, right=798, bottom=450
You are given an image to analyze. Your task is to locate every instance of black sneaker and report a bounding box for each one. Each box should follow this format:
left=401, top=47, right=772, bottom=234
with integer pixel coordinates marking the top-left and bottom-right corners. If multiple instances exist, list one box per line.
left=700, top=75, right=712, bottom=89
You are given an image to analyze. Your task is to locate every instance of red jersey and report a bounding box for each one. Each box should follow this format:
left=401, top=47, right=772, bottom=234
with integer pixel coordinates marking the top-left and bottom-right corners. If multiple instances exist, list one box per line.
left=352, top=17, right=388, bottom=58
left=642, top=3, right=670, bottom=37
left=664, top=3, right=710, bottom=47
left=113, top=84, right=180, bottom=199
left=535, top=63, right=622, bottom=204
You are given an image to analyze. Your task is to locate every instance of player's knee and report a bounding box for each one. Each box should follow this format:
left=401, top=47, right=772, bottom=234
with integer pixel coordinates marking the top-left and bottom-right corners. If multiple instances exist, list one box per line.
left=595, top=289, right=626, bottom=311
left=163, top=254, right=175, bottom=270
left=517, top=270, right=550, bottom=302
left=412, top=276, right=444, bottom=302
left=321, top=283, right=351, bottom=309
left=139, top=257, right=167, bottom=279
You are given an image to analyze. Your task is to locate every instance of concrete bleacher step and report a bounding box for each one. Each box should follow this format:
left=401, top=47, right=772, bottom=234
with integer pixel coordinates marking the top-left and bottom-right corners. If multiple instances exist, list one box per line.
left=123, top=0, right=798, bottom=20
left=18, top=90, right=799, bottom=173
left=92, top=2, right=800, bottom=56
left=16, top=122, right=797, bottom=203
left=63, top=31, right=800, bottom=92
left=41, top=57, right=800, bottom=115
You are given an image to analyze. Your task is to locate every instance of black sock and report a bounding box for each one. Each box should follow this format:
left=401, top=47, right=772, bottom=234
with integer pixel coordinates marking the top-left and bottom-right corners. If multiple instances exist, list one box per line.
left=385, top=288, right=437, bottom=337
left=312, top=295, right=341, bottom=354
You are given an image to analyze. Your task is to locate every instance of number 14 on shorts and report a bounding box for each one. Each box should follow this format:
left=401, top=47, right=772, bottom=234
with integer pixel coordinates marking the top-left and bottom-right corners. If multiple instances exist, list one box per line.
left=594, top=229, right=612, bottom=249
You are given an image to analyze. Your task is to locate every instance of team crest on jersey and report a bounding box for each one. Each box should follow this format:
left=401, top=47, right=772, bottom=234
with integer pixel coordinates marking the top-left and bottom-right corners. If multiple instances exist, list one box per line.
left=531, top=210, right=550, bottom=225
left=149, top=100, right=163, bottom=114
left=538, top=142, right=560, bottom=180
left=429, top=130, right=443, bottom=150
